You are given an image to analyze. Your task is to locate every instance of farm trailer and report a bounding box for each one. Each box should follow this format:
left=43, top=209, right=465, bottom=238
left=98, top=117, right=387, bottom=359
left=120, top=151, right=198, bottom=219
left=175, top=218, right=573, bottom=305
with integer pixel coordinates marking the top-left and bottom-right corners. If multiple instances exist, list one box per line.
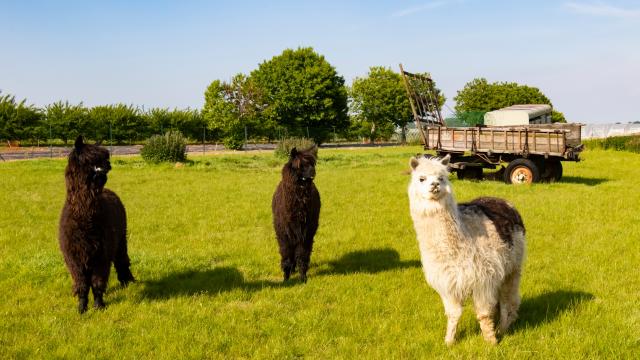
left=399, top=65, right=584, bottom=184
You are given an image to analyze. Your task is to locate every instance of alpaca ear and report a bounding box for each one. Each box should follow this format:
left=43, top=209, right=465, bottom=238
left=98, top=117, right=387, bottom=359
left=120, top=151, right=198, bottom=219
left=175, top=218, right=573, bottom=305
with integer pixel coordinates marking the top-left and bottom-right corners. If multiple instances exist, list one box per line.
left=440, top=154, right=451, bottom=166
left=95, top=139, right=103, bottom=146
left=410, top=157, right=420, bottom=170
left=309, top=144, right=318, bottom=158
left=74, top=136, right=85, bottom=152
left=289, top=147, right=298, bottom=159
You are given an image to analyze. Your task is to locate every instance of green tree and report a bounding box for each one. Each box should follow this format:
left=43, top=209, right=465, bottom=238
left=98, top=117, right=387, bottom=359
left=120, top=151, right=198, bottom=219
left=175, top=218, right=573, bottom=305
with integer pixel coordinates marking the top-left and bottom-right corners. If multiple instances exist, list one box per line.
left=88, top=104, right=146, bottom=144
left=145, top=108, right=173, bottom=135
left=203, top=74, right=265, bottom=149
left=349, top=67, right=445, bottom=143
left=169, top=108, right=205, bottom=141
left=145, top=108, right=204, bottom=140
left=0, top=92, right=43, bottom=142
left=454, top=78, right=566, bottom=123
left=45, top=101, right=90, bottom=144
left=250, top=47, right=348, bottom=144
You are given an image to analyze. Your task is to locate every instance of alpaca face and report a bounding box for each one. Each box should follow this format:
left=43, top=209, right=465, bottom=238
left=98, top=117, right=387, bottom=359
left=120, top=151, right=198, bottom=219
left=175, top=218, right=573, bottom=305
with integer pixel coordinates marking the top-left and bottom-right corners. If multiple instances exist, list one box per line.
left=289, top=146, right=317, bottom=182
left=69, top=136, right=112, bottom=189
left=409, top=155, right=452, bottom=201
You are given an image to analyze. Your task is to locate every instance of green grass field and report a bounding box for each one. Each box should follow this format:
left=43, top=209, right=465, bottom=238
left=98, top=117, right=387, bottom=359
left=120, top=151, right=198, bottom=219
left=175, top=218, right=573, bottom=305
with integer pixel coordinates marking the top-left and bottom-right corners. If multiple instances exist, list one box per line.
left=1, top=147, right=638, bottom=359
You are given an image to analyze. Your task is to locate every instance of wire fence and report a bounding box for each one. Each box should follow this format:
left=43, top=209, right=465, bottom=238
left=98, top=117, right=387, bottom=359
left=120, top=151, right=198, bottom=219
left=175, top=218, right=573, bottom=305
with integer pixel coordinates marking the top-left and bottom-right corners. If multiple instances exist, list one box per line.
left=4, top=122, right=638, bottom=161
left=0, top=125, right=425, bottom=161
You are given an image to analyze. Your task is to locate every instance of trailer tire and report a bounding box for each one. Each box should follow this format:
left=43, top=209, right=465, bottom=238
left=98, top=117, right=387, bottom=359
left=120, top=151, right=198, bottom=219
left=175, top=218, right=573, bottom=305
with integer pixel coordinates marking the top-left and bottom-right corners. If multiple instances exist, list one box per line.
left=548, top=160, right=563, bottom=181
left=539, top=159, right=563, bottom=182
left=504, top=158, right=540, bottom=184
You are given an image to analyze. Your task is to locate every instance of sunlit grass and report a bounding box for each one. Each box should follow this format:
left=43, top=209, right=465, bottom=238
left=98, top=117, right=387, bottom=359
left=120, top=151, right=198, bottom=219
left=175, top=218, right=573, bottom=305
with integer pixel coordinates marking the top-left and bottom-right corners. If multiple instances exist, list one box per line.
left=0, top=147, right=638, bottom=358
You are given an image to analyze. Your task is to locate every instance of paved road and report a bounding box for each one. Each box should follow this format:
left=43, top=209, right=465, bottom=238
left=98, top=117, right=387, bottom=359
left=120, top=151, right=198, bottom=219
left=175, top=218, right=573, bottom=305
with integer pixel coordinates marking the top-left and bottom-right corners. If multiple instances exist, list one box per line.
left=0, top=142, right=400, bottom=161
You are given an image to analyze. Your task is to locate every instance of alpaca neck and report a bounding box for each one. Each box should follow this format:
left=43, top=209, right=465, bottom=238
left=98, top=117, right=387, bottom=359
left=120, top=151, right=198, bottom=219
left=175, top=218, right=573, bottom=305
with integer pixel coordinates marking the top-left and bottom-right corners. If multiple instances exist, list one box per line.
left=412, top=193, right=466, bottom=250
left=65, top=175, right=100, bottom=219
left=282, top=166, right=310, bottom=191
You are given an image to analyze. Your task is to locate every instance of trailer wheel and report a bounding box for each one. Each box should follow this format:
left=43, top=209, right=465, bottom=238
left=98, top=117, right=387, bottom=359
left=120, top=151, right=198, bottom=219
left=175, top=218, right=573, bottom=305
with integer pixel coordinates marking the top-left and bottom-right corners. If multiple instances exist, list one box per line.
left=539, top=159, right=563, bottom=182
left=504, top=158, right=540, bottom=184
left=548, top=160, right=563, bottom=181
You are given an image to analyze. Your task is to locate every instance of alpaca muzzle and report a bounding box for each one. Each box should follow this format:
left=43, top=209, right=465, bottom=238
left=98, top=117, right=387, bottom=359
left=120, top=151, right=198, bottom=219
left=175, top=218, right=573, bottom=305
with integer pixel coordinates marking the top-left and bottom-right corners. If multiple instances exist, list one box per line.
left=92, top=166, right=109, bottom=186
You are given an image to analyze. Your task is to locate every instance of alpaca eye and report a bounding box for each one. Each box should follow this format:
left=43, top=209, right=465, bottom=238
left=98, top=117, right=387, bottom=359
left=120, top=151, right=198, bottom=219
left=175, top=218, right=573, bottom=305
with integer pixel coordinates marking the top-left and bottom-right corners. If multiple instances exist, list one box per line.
left=438, top=176, right=445, bottom=181
left=419, top=177, right=426, bottom=182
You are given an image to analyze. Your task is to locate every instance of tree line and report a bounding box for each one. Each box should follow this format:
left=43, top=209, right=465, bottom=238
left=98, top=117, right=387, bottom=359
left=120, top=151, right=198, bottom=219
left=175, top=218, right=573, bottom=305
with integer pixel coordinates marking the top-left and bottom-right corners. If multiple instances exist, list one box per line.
left=1, top=47, right=565, bottom=148
left=0, top=94, right=204, bottom=145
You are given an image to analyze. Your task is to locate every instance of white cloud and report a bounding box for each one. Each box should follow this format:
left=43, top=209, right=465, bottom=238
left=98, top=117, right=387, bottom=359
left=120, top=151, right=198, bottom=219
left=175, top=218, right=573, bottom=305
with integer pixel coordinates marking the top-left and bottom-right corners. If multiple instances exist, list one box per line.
left=392, top=1, right=447, bottom=18
left=564, top=2, right=640, bottom=18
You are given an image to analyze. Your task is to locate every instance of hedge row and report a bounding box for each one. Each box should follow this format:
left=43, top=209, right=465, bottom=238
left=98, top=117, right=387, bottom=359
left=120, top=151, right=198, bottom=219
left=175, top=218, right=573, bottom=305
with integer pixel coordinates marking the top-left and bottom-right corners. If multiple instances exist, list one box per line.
left=0, top=93, right=205, bottom=144
left=583, top=135, right=640, bottom=153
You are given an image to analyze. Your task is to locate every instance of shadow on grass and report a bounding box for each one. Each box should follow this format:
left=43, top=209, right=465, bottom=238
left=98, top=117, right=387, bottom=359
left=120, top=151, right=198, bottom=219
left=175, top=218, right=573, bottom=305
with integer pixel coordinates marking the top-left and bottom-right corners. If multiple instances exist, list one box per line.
left=513, top=290, right=594, bottom=331
left=557, top=176, right=608, bottom=186
left=464, top=172, right=608, bottom=186
left=140, top=266, right=293, bottom=300
left=316, top=248, right=421, bottom=276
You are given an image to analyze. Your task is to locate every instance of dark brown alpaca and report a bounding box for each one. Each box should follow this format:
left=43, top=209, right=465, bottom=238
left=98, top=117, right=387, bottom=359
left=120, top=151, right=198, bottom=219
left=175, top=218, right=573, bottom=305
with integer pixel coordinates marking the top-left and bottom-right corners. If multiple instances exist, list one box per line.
left=272, top=146, right=321, bottom=282
left=59, top=136, right=134, bottom=313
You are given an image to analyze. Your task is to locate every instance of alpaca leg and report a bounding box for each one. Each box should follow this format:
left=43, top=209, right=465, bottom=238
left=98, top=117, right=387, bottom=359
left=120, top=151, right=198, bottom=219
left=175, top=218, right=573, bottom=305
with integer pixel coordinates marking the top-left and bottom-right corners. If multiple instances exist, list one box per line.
left=72, top=271, right=91, bottom=314
left=279, top=242, right=295, bottom=281
left=442, top=296, right=463, bottom=346
left=498, top=271, right=521, bottom=333
left=114, top=240, right=135, bottom=285
left=473, top=294, right=498, bottom=345
left=296, top=243, right=311, bottom=282
left=91, top=262, right=110, bottom=310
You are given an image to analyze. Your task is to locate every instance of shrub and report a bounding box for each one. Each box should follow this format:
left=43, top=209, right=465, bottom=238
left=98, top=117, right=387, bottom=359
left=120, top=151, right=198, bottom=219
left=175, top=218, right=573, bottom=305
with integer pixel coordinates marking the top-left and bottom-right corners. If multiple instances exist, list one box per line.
left=223, top=133, right=245, bottom=150
left=583, top=135, right=640, bottom=153
left=274, top=137, right=316, bottom=158
left=140, top=131, right=187, bottom=163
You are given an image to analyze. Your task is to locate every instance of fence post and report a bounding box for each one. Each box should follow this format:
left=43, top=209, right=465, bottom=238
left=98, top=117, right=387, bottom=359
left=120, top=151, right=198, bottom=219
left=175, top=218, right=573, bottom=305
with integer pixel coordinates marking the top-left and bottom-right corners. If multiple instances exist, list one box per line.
left=203, top=124, right=206, bottom=155
left=49, top=120, right=53, bottom=158
left=109, top=122, right=113, bottom=154
left=244, top=125, right=248, bottom=149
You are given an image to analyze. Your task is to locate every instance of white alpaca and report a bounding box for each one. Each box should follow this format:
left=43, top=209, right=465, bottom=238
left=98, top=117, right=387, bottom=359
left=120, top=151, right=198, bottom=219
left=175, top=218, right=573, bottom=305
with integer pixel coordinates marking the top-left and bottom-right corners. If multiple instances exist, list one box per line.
left=408, top=155, right=525, bottom=345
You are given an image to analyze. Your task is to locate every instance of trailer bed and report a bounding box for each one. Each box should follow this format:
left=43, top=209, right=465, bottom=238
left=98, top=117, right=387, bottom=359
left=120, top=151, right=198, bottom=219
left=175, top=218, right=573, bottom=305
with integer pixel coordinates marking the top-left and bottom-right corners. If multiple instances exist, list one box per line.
left=423, top=123, right=582, bottom=160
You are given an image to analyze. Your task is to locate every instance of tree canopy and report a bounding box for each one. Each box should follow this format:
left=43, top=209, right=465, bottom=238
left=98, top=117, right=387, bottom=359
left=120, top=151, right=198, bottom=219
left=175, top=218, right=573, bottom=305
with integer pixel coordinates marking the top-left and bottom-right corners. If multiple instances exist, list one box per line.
left=46, top=101, right=89, bottom=144
left=454, top=78, right=566, bottom=123
left=350, top=67, right=410, bottom=142
left=349, top=67, right=446, bottom=142
left=203, top=74, right=266, bottom=149
left=0, top=92, right=42, bottom=142
left=250, top=47, right=348, bottom=144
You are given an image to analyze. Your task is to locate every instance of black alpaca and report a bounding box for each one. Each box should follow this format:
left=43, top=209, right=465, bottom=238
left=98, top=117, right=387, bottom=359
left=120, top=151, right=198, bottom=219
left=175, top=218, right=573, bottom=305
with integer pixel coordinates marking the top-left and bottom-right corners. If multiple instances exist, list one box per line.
left=272, top=146, right=321, bottom=282
left=58, top=136, right=134, bottom=313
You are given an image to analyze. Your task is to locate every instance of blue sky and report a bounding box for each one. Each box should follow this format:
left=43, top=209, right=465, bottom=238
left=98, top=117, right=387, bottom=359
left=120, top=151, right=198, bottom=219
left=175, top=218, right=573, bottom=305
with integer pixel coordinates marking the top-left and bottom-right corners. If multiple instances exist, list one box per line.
left=1, top=0, right=639, bottom=123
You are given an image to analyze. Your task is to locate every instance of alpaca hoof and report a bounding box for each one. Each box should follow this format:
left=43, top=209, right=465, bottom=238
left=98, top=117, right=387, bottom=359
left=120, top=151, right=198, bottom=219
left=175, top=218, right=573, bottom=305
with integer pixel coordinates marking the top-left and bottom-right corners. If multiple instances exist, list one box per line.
left=77, top=298, right=88, bottom=314
left=484, top=335, right=498, bottom=345
left=118, top=272, right=135, bottom=286
left=444, top=337, right=455, bottom=346
left=119, top=278, right=134, bottom=287
left=94, top=299, right=105, bottom=310
left=300, top=274, right=307, bottom=283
